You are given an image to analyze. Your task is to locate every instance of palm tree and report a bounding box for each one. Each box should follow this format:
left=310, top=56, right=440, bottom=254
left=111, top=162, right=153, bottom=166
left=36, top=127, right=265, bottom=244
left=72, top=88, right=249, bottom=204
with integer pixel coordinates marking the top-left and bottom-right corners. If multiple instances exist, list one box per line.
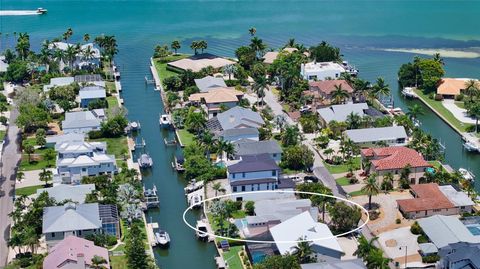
left=253, top=76, right=268, bottom=106
left=273, top=115, right=286, bottom=131
left=323, top=148, right=334, bottom=161
left=223, top=64, right=236, bottom=80
left=199, top=131, right=215, bottom=158
left=381, top=172, right=394, bottom=192
left=248, top=27, right=256, bottom=36
left=354, top=235, right=378, bottom=259
left=198, top=40, right=207, bottom=53
left=433, top=53, right=444, bottom=65
left=38, top=47, right=51, bottom=73
left=64, top=44, right=78, bottom=70
left=16, top=171, right=25, bottom=182
left=331, top=84, right=349, bottom=104
left=467, top=103, right=480, bottom=133
left=171, top=40, right=181, bottom=55
left=83, top=33, right=90, bottom=42
left=400, top=164, right=412, bottom=188
left=293, top=238, right=313, bottom=264
left=63, top=28, right=73, bottom=42
left=24, top=144, right=35, bottom=163
left=371, top=77, right=390, bottom=99
left=361, top=173, right=380, bottom=210
left=285, top=38, right=296, bottom=48
left=82, top=45, right=95, bottom=63
left=91, top=255, right=108, bottom=269
left=39, top=168, right=53, bottom=187
left=212, top=182, right=222, bottom=197
left=365, top=248, right=391, bottom=269
left=346, top=112, right=362, bottom=129
left=407, top=104, right=424, bottom=120
left=464, top=80, right=479, bottom=102
left=190, top=41, right=199, bottom=55
left=250, top=37, right=266, bottom=59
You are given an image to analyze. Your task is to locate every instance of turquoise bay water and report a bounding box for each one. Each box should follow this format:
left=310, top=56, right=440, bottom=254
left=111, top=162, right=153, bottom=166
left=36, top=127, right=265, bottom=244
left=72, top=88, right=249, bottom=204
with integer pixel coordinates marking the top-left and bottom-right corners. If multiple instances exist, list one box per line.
left=2, top=1, right=480, bottom=268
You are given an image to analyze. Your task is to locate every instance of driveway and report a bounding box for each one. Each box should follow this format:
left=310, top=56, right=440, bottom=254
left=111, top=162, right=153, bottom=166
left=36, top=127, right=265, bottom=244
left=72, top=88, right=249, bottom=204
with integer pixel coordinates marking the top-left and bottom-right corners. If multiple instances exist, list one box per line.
left=442, top=99, right=476, bottom=124
left=378, top=226, right=421, bottom=267
left=263, top=88, right=294, bottom=125
left=0, top=109, right=21, bottom=267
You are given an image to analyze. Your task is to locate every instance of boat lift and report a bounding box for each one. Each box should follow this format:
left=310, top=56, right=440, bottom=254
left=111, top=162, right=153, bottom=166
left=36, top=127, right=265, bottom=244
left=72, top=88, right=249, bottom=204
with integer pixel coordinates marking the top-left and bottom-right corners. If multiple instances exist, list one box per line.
left=143, top=185, right=160, bottom=209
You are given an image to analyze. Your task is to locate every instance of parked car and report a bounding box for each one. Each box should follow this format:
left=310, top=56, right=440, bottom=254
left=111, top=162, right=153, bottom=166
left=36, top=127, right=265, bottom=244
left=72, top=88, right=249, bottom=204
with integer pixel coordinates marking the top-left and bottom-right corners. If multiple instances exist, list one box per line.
left=304, top=175, right=319, bottom=183
left=299, top=105, right=312, bottom=114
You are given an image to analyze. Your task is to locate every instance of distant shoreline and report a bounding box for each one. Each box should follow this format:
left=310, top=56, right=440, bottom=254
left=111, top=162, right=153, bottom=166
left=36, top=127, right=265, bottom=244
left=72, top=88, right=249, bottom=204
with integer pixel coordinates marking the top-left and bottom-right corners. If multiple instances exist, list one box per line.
left=382, top=48, right=480, bottom=58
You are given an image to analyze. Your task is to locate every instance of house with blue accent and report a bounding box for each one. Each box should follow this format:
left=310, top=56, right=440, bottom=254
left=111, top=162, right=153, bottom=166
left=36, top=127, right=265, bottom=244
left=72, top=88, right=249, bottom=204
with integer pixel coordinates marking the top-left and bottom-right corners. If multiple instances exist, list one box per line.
left=55, top=141, right=117, bottom=184
left=79, top=86, right=106, bottom=108
left=49, top=42, right=101, bottom=70
left=233, top=139, right=282, bottom=163
left=227, top=153, right=280, bottom=194
left=207, top=106, right=265, bottom=142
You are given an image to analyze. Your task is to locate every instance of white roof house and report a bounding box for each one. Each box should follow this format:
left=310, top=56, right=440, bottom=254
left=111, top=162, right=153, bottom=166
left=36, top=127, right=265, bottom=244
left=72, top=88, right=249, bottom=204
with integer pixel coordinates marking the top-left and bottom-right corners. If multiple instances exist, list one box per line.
left=43, top=203, right=102, bottom=234
left=62, top=111, right=102, bottom=134
left=438, top=185, right=475, bottom=208
left=0, top=56, right=9, bottom=72
left=418, top=215, right=480, bottom=249
left=43, top=77, right=75, bottom=92
left=270, top=212, right=343, bottom=258
left=79, top=86, right=106, bottom=100
left=344, top=126, right=408, bottom=145
left=301, top=61, right=346, bottom=80
left=36, top=184, right=95, bottom=204
left=194, top=76, right=227, bottom=92
left=317, top=103, right=369, bottom=123
left=246, top=199, right=318, bottom=226
left=46, top=133, right=85, bottom=147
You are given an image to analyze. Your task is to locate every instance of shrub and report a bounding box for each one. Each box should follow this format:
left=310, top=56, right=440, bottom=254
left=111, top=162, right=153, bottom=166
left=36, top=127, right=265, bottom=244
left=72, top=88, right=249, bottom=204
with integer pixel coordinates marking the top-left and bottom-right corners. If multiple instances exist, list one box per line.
left=422, top=255, right=440, bottom=263
left=349, top=177, right=359, bottom=184
left=0, top=116, right=8, bottom=125
left=88, top=99, right=108, bottom=110
left=434, top=94, right=444, bottom=101
left=245, top=201, right=255, bottom=216
left=417, top=234, right=429, bottom=244
left=455, top=93, right=464, bottom=101
left=410, top=221, right=423, bottom=235
left=395, top=218, right=401, bottom=224
left=428, top=92, right=435, bottom=99
left=88, top=130, right=104, bottom=139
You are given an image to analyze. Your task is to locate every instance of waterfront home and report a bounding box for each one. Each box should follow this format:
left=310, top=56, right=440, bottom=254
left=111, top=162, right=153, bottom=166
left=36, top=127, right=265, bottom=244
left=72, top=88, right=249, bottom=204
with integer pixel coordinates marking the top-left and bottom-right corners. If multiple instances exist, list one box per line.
left=270, top=211, right=344, bottom=261
left=46, top=133, right=85, bottom=148
left=437, top=78, right=477, bottom=98
left=43, top=76, right=75, bottom=92
left=75, top=74, right=106, bottom=88
left=43, top=202, right=119, bottom=248
left=233, top=139, right=282, bottom=163
left=417, top=215, right=480, bottom=249
left=189, top=87, right=244, bottom=118
left=438, top=242, right=480, bottom=269
left=301, top=61, right=357, bottom=81
left=194, top=76, right=227, bottom=92
left=344, top=126, right=408, bottom=147
left=43, top=235, right=110, bottom=269
left=242, top=198, right=318, bottom=237
left=36, top=184, right=95, bottom=204
left=61, top=110, right=103, bottom=134
left=317, top=102, right=369, bottom=125
left=0, top=56, right=8, bottom=73
left=262, top=47, right=298, bottom=65
left=55, top=140, right=117, bottom=184
left=227, top=153, right=280, bottom=195
left=79, top=85, right=106, bottom=108
left=207, top=106, right=265, bottom=141
left=360, top=146, right=431, bottom=185
left=304, top=79, right=354, bottom=105
left=167, top=53, right=235, bottom=73
left=438, top=185, right=474, bottom=214
left=50, top=42, right=101, bottom=70
left=300, top=260, right=367, bottom=269
left=397, top=183, right=457, bottom=219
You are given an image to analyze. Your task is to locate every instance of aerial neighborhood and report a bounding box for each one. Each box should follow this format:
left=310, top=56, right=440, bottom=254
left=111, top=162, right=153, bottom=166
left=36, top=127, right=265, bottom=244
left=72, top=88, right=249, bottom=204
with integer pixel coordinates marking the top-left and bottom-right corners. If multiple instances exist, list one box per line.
left=0, top=24, right=479, bottom=269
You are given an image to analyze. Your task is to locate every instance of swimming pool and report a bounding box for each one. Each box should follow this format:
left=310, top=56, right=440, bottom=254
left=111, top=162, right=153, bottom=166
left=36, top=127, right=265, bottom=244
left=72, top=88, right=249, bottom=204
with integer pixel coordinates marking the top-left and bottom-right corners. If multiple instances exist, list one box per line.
left=467, top=225, right=480, bottom=236
left=251, top=251, right=267, bottom=264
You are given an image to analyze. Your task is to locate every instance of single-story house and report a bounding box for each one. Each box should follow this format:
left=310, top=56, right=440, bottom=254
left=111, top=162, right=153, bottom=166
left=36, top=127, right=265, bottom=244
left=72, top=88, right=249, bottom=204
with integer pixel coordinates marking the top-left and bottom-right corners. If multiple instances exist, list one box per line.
left=305, top=80, right=354, bottom=104
left=194, top=76, right=227, bottom=92
left=417, top=215, right=480, bottom=249
left=189, top=87, right=244, bottom=118
left=300, top=259, right=367, bottom=269
left=397, top=183, right=457, bottom=219
left=46, top=133, right=85, bottom=148
left=79, top=86, right=106, bottom=108
left=43, top=76, right=75, bottom=92
left=61, top=110, right=103, bottom=134
left=227, top=153, right=280, bottom=195
left=233, top=139, right=282, bottom=163
left=317, top=103, right=369, bottom=125
left=167, top=53, right=236, bottom=73
left=36, top=184, right=95, bottom=204
left=0, top=56, right=9, bottom=73
left=43, top=235, right=110, bottom=269
left=43, top=202, right=119, bottom=248
left=262, top=47, right=298, bottom=65
left=361, top=146, right=431, bottom=185
left=207, top=106, right=264, bottom=141
left=438, top=185, right=474, bottom=214
left=438, top=242, right=480, bottom=269
left=344, top=126, right=408, bottom=147
left=74, top=74, right=106, bottom=88
left=436, top=78, right=477, bottom=98
left=270, top=212, right=344, bottom=261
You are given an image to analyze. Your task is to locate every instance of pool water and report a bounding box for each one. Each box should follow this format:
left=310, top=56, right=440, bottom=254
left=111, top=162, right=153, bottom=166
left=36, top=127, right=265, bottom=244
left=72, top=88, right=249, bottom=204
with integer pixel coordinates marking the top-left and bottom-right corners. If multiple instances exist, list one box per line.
left=425, top=167, right=435, bottom=174
left=467, top=225, right=480, bottom=236
left=251, top=251, right=267, bottom=264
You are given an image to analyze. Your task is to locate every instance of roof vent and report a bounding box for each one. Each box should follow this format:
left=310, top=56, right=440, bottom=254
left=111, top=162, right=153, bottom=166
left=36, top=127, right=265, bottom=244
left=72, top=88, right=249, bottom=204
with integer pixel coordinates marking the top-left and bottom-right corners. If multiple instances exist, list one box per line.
left=64, top=202, right=77, bottom=211
left=229, top=115, right=235, bottom=123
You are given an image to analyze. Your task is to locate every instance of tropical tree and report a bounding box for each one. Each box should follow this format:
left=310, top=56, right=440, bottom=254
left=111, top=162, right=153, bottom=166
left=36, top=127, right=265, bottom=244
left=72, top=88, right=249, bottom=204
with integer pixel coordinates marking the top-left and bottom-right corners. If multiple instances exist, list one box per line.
left=361, top=173, right=380, bottom=210
left=464, top=80, right=479, bottom=102
left=223, top=64, right=236, bottom=80
left=293, top=239, right=313, bottom=264
left=254, top=254, right=300, bottom=269
left=91, top=255, right=108, bottom=269
left=381, top=172, right=394, bottom=192
left=16, top=33, right=31, bottom=60
left=16, top=171, right=25, bottom=182
left=39, top=168, right=53, bottom=187
left=273, top=115, right=287, bottom=131
left=331, top=84, right=349, bottom=104
left=64, top=44, right=78, bottom=70
left=63, top=28, right=73, bottom=42
left=467, top=102, right=480, bottom=133
left=407, top=104, right=424, bottom=120
left=248, top=27, right=256, bottom=36
left=190, top=41, right=199, bottom=55
left=44, top=148, right=57, bottom=167
left=281, top=125, right=301, bottom=146
left=323, top=148, right=334, bottom=161
left=198, top=40, right=208, bottom=53
left=399, top=164, right=412, bottom=188
left=83, top=33, right=90, bottom=42
left=253, top=76, right=268, bottom=106
left=371, top=77, right=390, bottom=99
left=296, top=182, right=334, bottom=222
left=171, top=40, right=181, bottom=55
left=212, top=182, right=225, bottom=197
left=250, top=36, right=267, bottom=59
left=346, top=112, right=362, bottom=129
left=24, top=144, right=35, bottom=162
left=365, top=248, right=391, bottom=269
left=354, top=235, right=379, bottom=259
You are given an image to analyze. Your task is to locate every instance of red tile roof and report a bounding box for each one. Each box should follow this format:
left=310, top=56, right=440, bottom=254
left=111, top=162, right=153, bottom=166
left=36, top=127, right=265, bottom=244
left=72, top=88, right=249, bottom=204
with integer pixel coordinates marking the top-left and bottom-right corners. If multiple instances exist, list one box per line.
left=308, top=80, right=354, bottom=95
left=397, top=183, right=455, bottom=213
left=361, top=146, right=430, bottom=171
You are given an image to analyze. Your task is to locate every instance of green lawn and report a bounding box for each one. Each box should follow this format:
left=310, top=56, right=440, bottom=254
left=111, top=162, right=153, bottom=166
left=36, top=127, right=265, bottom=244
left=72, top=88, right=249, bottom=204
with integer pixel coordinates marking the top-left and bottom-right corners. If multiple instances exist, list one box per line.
left=349, top=190, right=366, bottom=197
left=415, top=89, right=472, bottom=132
left=231, top=210, right=246, bottom=219
left=110, top=255, right=128, bottom=269
left=177, top=129, right=195, bottom=147
left=106, top=81, right=116, bottom=93
left=19, top=157, right=50, bottom=171
left=282, top=168, right=303, bottom=175
left=0, top=130, right=6, bottom=141
left=222, top=246, right=244, bottom=269
left=107, top=96, right=119, bottom=117
left=15, top=185, right=44, bottom=196
left=91, top=136, right=128, bottom=160
left=325, top=157, right=361, bottom=174
left=336, top=177, right=351, bottom=186
left=455, top=101, right=465, bottom=109
left=153, top=54, right=189, bottom=82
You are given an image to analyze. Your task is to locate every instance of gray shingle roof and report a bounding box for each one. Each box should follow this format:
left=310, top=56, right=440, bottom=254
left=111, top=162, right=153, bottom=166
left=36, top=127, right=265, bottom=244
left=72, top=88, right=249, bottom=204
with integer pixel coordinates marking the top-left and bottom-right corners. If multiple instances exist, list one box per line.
left=36, top=184, right=95, bottom=204
left=317, top=103, right=368, bottom=123
left=221, top=127, right=259, bottom=137
left=344, top=126, right=407, bottom=143
left=234, top=139, right=282, bottom=156
left=62, top=111, right=101, bottom=130
left=216, top=107, right=264, bottom=130
left=227, top=153, right=279, bottom=173
left=43, top=203, right=102, bottom=233
left=194, top=76, right=227, bottom=92
left=46, top=133, right=85, bottom=145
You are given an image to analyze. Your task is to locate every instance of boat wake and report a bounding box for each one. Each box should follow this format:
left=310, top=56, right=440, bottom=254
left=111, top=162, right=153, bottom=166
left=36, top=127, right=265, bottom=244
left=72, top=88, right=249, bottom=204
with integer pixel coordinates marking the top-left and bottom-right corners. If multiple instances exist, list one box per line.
left=0, top=9, right=46, bottom=16
left=381, top=48, right=480, bottom=58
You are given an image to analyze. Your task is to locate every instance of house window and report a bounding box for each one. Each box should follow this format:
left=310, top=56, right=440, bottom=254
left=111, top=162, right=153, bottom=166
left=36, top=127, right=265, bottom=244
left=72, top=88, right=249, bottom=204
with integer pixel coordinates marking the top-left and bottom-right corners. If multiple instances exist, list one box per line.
left=232, top=173, right=236, bottom=179
left=251, top=185, right=254, bottom=191
left=51, top=233, right=55, bottom=238
left=267, top=184, right=269, bottom=190
left=272, top=170, right=277, bottom=176
left=78, top=230, right=82, bottom=236
left=273, top=154, right=277, bottom=157
left=233, top=186, right=237, bottom=192
left=241, top=186, right=245, bottom=192
left=433, top=209, right=441, bottom=212
left=242, top=173, right=246, bottom=178
left=82, top=168, right=87, bottom=172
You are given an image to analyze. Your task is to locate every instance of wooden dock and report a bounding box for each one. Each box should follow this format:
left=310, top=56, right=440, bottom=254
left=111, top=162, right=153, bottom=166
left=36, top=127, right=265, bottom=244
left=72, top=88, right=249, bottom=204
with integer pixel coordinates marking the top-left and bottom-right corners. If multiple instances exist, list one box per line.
left=146, top=222, right=159, bottom=247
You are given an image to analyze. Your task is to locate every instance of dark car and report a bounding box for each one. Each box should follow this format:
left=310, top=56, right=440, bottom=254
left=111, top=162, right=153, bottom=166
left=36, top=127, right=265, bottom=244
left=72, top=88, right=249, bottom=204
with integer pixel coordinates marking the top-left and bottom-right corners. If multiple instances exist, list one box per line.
left=303, top=175, right=319, bottom=183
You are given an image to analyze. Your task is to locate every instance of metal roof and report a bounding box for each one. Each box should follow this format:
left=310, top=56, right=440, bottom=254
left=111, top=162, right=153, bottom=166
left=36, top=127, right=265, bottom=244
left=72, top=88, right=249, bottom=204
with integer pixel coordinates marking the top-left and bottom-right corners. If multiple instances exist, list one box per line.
left=234, top=139, right=282, bottom=156
left=344, top=126, right=407, bottom=143
left=43, top=203, right=102, bottom=233
left=79, top=86, right=106, bottom=100
left=300, top=259, right=366, bottom=269
left=194, top=76, right=227, bottom=92
left=317, top=103, right=368, bottom=123
left=62, top=111, right=101, bottom=129
left=216, top=107, right=264, bottom=130
left=36, top=184, right=95, bottom=204
left=438, top=185, right=475, bottom=207
left=418, top=215, right=480, bottom=249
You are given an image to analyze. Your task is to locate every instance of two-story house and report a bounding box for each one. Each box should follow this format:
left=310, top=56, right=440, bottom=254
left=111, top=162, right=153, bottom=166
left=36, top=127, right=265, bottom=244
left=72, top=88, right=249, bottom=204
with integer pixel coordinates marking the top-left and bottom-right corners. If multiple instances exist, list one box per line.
left=233, top=139, right=282, bottom=163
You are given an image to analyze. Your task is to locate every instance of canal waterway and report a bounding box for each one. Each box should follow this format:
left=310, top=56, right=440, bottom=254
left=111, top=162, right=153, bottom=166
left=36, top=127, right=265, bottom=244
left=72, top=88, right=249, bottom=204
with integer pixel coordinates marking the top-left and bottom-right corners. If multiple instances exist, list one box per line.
left=1, top=1, right=480, bottom=268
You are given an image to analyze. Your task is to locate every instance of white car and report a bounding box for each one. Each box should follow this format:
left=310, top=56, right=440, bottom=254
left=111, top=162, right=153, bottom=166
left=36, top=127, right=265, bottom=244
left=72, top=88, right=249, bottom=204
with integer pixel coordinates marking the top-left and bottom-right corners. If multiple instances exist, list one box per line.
left=299, top=105, right=311, bottom=113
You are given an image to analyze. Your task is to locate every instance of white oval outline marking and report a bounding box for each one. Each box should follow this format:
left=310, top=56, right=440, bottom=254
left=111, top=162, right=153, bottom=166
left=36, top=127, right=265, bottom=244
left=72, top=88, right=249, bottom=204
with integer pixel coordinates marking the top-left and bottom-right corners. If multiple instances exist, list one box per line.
left=182, top=190, right=370, bottom=243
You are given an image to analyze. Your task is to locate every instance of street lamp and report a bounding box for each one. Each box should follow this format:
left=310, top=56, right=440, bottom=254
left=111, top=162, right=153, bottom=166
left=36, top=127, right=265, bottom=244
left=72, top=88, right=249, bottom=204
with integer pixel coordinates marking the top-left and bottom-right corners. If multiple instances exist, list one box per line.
left=399, top=245, right=407, bottom=269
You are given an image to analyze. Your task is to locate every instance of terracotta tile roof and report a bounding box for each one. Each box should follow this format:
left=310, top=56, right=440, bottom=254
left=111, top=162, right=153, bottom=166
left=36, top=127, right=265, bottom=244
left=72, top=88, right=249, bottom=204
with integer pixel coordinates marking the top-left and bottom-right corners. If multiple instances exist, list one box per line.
left=361, top=146, right=430, bottom=171
left=397, top=183, right=455, bottom=213
left=308, top=80, right=354, bottom=95
left=437, top=78, right=475, bottom=96
left=189, top=87, right=243, bottom=103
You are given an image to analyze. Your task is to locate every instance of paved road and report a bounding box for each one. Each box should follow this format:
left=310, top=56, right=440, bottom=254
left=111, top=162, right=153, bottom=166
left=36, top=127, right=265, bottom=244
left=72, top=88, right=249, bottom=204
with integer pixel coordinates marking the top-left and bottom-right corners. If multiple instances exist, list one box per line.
left=0, top=109, right=21, bottom=267
left=263, top=89, right=294, bottom=125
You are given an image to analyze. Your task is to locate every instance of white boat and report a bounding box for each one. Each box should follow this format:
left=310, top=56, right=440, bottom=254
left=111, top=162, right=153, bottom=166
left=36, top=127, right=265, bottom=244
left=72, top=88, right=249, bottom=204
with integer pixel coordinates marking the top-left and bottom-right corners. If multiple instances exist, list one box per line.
left=155, top=230, right=170, bottom=247
left=401, top=87, right=418, bottom=98
left=196, top=220, right=209, bottom=240
left=0, top=9, right=47, bottom=16
left=459, top=168, right=475, bottom=181
left=159, top=114, right=172, bottom=126
left=138, top=154, right=153, bottom=168
left=464, top=141, right=480, bottom=152
left=413, top=118, right=421, bottom=127
left=36, top=8, right=47, bottom=14
left=184, top=180, right=204, bottom=194
left=189, top=193, right=203, bottom=209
